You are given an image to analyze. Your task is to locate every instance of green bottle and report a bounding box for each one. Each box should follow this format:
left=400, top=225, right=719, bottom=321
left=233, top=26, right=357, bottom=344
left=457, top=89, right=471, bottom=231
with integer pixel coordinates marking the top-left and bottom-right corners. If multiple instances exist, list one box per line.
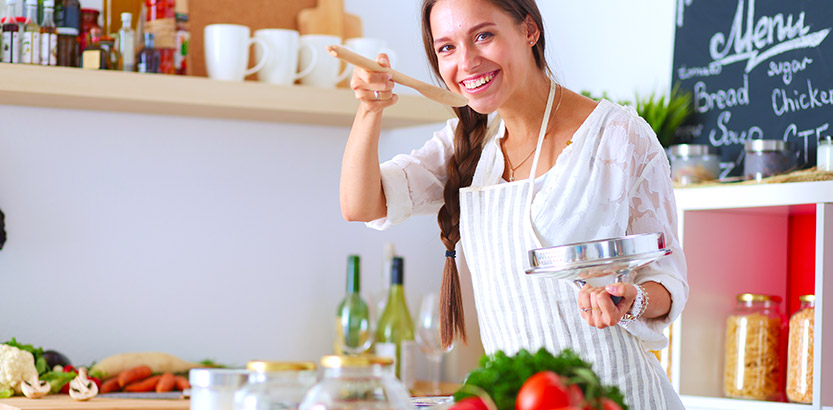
left=374, top=256, right=416, bottom=389
left=334, top=255, right=371, bottom=355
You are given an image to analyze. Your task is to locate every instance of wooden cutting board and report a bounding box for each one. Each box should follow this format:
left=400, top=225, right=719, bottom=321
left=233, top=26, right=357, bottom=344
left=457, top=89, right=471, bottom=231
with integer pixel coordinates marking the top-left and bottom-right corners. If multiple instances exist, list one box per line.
left=297, top=0, right=363, bottom=39
left=0, top=396, right=189, bottom=410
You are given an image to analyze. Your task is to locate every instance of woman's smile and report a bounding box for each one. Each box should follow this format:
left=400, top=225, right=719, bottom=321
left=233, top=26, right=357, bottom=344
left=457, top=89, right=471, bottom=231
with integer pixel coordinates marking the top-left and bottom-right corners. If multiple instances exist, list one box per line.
left=460, top=70, right=500, bottom=93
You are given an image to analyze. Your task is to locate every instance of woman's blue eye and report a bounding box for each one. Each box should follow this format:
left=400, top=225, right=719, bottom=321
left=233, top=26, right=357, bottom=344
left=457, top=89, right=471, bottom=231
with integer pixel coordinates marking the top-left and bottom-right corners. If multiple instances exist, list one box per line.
left=476, top=32, right=493, bottom=41
left=438, top=44, right=453, bottom=53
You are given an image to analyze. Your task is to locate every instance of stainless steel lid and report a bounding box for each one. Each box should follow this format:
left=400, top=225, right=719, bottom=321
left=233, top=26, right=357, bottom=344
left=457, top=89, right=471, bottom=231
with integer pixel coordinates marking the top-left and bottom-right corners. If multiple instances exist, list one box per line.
left=189, top=368, right=250, bottom=388
left=820, top=135, right=833, bottom=143
left=525, top=232, right=671, bottom=280
left=745, top=139, right=789, bottom=152
left=668, top=144, right=718, bottom=157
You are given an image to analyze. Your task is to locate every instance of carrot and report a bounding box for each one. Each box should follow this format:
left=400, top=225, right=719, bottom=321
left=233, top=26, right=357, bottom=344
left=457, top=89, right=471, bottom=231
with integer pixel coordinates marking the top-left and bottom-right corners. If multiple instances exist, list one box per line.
left=100, top=377, right=122, bottom=393
left=118, top=365, right=153, bottom=387
left=173, top=375, right=190, bottom=391
left=155, top=373, right=176, bottom=393
left=124, top=375, right=162, bottom=392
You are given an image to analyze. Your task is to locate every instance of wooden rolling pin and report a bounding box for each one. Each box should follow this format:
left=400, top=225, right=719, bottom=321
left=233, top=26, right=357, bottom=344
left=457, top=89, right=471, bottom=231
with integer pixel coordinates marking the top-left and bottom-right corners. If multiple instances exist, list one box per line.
left=327, top=45, right=469, bottom=107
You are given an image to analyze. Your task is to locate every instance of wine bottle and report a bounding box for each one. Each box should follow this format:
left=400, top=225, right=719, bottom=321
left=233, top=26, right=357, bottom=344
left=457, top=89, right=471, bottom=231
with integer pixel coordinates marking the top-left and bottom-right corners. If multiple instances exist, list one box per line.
left=334, top=255, right=371, bottom=355
left=374, top=256, right=416, bottom=389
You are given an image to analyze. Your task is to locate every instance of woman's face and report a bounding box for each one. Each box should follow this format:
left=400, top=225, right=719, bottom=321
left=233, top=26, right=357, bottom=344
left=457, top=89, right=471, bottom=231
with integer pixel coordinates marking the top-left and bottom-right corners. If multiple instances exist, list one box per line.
left=430, top=0, right=536, bottom=114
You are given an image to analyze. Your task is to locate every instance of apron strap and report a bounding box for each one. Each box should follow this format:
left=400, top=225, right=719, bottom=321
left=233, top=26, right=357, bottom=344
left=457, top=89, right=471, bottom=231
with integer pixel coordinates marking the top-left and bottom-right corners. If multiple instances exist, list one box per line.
left=525, top=80, right=557, bottom=198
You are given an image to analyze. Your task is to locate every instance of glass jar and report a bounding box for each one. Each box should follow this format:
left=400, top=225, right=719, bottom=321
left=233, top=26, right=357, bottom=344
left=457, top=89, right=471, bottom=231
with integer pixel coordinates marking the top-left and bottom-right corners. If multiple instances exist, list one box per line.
left=787, top=295, right=815, bottom=403
left=56, top=27, right=80, bottom=67
left=299, top=356, right=414, bottom=410
left=190, top=369, right=251, bottom=410
left=723, top=293, right=784, bottom=401
left=818, top=136, right=832, bottom=172
left=668, top=144, right=721, bottom=185
left=79, top=8, right=100, bottom=52
left=744, top=140, right=796, bottom=181
left=233, top=361, right=318, bottom=410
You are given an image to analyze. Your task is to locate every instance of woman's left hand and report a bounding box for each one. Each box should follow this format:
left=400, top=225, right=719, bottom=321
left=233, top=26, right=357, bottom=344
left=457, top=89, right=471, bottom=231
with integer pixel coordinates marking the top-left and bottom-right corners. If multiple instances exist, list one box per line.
left=577, top=283, right=637, bottom=329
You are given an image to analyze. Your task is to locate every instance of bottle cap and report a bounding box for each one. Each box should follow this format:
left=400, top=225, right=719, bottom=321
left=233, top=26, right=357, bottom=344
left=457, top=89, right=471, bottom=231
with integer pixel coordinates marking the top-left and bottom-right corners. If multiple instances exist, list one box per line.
left=246, top=361, right=316, bottom=372
left=24, top=0, right=36, bottom=7
left=5, top=0, right=16, bottom=6
left=56, top=27, right=79, bottom=35
left=121, top=12, right=132, bottom=22
left=391, top=256, right=404, bottom=285
left=43, top=0, right=54, bottom=7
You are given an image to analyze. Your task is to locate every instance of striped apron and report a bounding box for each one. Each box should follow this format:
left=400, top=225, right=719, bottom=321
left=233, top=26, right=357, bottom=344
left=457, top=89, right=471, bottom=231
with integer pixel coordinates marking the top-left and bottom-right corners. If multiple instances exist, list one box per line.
left=458, top=81, right=678, bottom=409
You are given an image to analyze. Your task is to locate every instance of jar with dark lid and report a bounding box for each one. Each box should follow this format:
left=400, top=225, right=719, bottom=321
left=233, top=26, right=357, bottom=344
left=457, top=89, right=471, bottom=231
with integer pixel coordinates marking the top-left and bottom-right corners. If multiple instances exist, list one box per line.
left=818, top=136, right=832, bottom=172
left=299, top=355, right=413, bottom=410
left=668, top=144, right=721, bottom=185
left=233, top=361, right=318, bottom=410
left=787, top=295, right=815, bottom=403
left=724, top=293, right=784, bottom=401
left=744, top=139, right=796, bottom=181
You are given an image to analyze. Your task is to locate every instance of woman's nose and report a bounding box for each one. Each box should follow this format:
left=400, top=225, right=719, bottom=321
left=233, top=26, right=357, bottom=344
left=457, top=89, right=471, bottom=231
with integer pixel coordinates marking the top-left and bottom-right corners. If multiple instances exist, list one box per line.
left=459, top=45, right=481, bottom=72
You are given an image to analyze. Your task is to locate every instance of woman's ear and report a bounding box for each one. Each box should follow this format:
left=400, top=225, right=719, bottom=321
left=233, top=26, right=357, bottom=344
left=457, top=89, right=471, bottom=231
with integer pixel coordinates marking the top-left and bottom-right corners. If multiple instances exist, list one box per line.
left=524, top=14, right=540, bottom=45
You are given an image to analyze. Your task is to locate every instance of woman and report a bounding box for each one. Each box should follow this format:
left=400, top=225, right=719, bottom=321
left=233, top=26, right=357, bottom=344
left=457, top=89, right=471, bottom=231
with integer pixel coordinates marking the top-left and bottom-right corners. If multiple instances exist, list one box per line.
left=340, top=0, right=688, bottom=408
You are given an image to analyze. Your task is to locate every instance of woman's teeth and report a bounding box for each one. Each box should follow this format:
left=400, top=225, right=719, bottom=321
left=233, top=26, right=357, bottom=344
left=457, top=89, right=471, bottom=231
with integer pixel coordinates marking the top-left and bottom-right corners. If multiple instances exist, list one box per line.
left=462, top=72, right=496, bottom=90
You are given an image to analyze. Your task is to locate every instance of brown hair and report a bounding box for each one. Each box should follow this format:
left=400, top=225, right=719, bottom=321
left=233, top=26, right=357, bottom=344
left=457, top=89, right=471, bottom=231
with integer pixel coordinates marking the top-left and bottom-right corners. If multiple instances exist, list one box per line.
left=421, top=0, right=549, bottom=348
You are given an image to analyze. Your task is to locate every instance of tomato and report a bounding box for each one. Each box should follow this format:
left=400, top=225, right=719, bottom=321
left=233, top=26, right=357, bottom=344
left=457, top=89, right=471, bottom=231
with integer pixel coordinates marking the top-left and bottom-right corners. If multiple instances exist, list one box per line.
left=449, top=397, right=490, bottom=410
left=516, top=371, right=572, bottom=410
left=63, top=365, right=75, bottom=373
left=600, top=398, right=622, bottom=410
left=90, top=376, right=102, bottom=390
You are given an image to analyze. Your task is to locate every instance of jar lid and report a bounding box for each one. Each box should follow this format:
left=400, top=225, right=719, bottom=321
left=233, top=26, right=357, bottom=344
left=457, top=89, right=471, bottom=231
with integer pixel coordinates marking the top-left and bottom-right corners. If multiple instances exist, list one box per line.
left=188, top=368, right=250, bottom=388
left=744, top=139, right=787, bottom=152
left=799, top=294, right=815, bottom=302
left=737, top=293, right=782, bottom=302
left=56, top=27, right=80, bottom=35
left=668, top=144, right=718, bottom=157
left=320, top=355, right=393, bottom=368
left=246, top=360, right=316, bottom=372
left=820, top=135, right=833, bottom=143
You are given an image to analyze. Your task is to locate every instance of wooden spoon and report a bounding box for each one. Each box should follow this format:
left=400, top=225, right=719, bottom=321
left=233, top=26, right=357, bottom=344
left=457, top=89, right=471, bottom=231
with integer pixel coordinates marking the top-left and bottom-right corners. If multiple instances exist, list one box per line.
left=327, top=45, right=469, bottom=107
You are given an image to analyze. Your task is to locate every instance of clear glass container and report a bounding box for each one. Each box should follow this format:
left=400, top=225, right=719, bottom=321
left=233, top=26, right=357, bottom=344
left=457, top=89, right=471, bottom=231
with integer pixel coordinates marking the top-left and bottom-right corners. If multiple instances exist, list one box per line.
left=668, top=144, right=721, bottom=185
left=744, top=140, right=796, bottom=181
left=818, top=136, right=832, bottom=172
left=190, top=368, right=251, bottom=410
left=724, top=293, right=784, bottom=401
left=787, top=295, right=815, bottom=403
left=299, top=356, right=414, bottom=410
left=233, top=361, right=318, bottom=410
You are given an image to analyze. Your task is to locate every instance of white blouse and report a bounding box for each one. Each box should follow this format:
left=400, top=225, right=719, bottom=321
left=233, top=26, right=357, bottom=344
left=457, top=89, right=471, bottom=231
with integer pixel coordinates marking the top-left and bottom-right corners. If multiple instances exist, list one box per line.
left=368, top=99, right=689, bottom=350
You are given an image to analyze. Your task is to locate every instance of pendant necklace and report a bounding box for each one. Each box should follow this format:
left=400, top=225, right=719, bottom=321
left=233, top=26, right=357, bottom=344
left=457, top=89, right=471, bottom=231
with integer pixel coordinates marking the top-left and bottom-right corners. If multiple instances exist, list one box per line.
left=502, top=84, right=566, bottom=182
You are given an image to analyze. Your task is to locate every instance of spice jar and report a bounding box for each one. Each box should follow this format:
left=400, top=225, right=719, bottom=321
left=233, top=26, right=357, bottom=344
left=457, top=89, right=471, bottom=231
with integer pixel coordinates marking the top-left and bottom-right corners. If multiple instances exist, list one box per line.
left=818, top=136, right=832, bottom=172
left=668, top=144, right=721, bottom=185
left=744, top=140, right=796, bottom=181
left=299, top=356, right=413, bottom=410
left=724, top=293, right=784, bottom=401
left=190, top=369, right=250, bottom=410
left=787, top=295, right=815, bottom=403
left=233, top=361, right=318, bottom=410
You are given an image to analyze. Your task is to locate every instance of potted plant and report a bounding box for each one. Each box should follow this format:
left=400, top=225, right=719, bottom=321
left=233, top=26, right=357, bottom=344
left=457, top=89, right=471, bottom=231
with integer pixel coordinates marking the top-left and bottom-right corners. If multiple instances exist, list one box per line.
left=634, top=84, right=693, bottom=148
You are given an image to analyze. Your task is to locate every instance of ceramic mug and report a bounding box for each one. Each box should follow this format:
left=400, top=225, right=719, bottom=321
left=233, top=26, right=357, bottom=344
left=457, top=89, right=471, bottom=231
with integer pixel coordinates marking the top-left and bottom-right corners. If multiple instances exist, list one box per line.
left=204, top=24, right=269, bottom=81
left=343, top=37, right=397, bottom=78
left=254, top=28, right=317, bottom=85
left=298, top=34, right=349, bottom=88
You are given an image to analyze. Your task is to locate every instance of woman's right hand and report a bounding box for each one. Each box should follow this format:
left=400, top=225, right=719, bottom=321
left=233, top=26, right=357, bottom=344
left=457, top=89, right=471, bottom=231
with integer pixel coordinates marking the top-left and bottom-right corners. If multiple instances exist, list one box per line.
left=351, top=53, right=398, bottom=112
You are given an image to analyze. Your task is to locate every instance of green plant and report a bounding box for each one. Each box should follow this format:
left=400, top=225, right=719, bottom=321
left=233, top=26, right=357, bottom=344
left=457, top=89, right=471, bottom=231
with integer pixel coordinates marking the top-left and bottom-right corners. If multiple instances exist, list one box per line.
left=635, top=83, right=693, bottom=148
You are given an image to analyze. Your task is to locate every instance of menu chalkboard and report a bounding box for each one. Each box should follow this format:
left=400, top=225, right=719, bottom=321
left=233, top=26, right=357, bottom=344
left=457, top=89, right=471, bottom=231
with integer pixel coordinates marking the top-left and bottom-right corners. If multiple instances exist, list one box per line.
left=672, top=0, right=832, bottom=178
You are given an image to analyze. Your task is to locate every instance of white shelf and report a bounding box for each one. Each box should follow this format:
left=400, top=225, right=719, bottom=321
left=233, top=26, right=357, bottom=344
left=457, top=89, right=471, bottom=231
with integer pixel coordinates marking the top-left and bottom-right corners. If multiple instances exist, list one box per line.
left=674, top=180, right=833, bottom=211
left=0, top=63, right=454, bottom=128
left=681, top=396, right=812, bottom=410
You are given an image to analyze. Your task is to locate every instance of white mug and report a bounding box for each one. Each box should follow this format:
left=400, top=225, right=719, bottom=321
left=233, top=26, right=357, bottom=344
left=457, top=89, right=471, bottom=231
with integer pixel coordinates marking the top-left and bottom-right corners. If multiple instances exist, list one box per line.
left=254, top=28, right=317, bottom=85
left=204, top=24, right=269, bottom=81
left=344, top=37, right=397, bottom=80
left=298, top=34, right=350, bottom=88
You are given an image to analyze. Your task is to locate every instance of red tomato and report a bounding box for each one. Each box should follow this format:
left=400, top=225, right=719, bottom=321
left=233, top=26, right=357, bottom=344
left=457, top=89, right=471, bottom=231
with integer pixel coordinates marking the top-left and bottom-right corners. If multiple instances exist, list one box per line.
left=90, top=376, right=102, bottom=390
left=60, top=383, right=70, bottom=394
left=600, top=398, right=622, bottom=410
left=63, top=365, right=75, bottom=373
left=516, top=371, right=572, bottom=410
left=449, top=397, right=489, bottom=410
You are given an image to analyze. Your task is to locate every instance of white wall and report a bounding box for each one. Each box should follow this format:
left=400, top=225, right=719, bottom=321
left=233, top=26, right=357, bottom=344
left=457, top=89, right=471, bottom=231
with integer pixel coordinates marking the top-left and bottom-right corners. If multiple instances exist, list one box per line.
left=0, top=0, right=674, bottom=382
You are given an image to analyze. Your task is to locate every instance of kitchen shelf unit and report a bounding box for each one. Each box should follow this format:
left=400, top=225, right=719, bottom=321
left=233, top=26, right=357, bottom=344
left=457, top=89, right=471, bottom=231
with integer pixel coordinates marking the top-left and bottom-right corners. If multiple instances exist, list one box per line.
left=0, top=63, right=453, bottom=128
left=672, top=180, right=833, bottom=410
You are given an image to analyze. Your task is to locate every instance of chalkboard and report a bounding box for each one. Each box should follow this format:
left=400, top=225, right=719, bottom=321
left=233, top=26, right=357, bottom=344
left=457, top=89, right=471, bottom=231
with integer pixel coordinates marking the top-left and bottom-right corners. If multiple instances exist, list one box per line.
left=672, top=0, right=833, bottom=178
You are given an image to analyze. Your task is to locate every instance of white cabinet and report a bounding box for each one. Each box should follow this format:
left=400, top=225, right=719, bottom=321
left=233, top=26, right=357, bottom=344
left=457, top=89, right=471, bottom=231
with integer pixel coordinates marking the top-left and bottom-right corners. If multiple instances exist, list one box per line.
left=671, top=181, right=833, bottom=410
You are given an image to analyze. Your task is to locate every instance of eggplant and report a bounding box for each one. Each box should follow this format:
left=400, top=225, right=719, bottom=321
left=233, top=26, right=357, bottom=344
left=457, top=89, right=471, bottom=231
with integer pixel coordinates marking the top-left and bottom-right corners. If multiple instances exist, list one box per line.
left=42, top=350, right=72, bottom=368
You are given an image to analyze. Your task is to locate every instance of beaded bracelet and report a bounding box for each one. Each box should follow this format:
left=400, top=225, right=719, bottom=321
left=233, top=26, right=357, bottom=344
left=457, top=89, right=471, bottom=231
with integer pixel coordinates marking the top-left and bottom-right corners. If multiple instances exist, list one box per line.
left=619, top=283, right=649, bottom=327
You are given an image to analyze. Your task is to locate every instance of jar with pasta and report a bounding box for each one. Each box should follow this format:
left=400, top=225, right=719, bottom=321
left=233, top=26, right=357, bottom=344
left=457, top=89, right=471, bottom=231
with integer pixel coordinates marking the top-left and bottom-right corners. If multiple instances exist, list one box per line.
left=787, top=295, right=815, bottom=403
left=724, top=293, right=784, bottom=401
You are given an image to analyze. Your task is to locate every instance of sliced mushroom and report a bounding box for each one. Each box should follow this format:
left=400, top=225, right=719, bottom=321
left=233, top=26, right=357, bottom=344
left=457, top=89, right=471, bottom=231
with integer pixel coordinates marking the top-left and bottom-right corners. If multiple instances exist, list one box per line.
left=22, top=376, right=51, bottom=399
left=69, top=367, right=98, bottom=401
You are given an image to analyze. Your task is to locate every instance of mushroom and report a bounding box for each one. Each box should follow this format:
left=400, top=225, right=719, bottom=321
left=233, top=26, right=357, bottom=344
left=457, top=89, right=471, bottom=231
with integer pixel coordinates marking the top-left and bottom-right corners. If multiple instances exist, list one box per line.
left=21, top=376, right=51, bottom=399
left=68, top=367, right=98, bottom=401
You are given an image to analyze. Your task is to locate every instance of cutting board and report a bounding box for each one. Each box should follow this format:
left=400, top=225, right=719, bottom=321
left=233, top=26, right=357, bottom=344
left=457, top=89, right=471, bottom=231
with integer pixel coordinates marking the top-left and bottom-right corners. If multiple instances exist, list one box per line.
left=0, top=396, right=189, bottom=410
left=297, top=0, right=363, bottom=39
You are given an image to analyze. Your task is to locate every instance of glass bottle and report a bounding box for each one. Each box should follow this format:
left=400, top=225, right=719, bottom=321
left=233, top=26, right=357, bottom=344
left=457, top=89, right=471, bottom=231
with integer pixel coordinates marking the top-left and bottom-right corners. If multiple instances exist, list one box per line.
left=173, top=9, right=186, bottom=74
left=818, top=135, right=833, bottom=172
left=78, top=7, right=97, bottom=51
left=335, top=255, right=372, bottom=355
left=787, top=295, right=815, bottom=403
left=233, top=361, right=317, bottom=410
left=144, top=0, right=173, bottom=74
left=20, top=0, right=38, bottom=63
left=116, top=11, right=132, bottom=71
left=81, top=25, right=108, bottom=69
left=135, top=31, right=157, bottom=73
left=38, top=0, right=55, bottom=65
left=299, top=356, right=413, bottom=410
left=374, top=256, right=416, bottom=390
left=59, top=0, right=79, bottom=30
left=2, top=0, right=22, bottom=63
left=723, top=293, right=784, bottom=401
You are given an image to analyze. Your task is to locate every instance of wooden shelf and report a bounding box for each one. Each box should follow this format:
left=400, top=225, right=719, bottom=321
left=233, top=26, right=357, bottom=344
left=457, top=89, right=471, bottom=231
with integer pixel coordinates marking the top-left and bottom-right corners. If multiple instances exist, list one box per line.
left=0, top=63, right=454, bottom=128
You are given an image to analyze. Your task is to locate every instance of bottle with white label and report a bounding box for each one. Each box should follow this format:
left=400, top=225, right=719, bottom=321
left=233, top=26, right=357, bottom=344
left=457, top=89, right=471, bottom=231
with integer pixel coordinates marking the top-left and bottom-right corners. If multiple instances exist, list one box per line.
left=1, top=0, right=22, bottom=63
left=39, top=0, right=56, bottom=65
left=116, top=12, right=134, bottom=71
left=20, top=0, right=38, bottom=64
left=374, top=256, right=416, bottom=390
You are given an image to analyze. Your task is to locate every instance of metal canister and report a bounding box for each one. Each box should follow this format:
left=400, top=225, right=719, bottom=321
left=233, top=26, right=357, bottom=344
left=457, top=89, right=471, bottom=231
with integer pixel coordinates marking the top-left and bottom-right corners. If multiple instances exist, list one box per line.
left=233, top=361, right=318, bottom=410
left=744, top=139, right=796, bottom=181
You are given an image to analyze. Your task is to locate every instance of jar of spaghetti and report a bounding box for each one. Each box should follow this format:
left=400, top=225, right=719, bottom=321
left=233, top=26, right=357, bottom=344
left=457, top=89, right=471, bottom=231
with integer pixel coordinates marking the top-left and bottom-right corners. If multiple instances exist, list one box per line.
left=724, top=293, right=784, bottom=401
left=787, top=295, right=815, bottom=403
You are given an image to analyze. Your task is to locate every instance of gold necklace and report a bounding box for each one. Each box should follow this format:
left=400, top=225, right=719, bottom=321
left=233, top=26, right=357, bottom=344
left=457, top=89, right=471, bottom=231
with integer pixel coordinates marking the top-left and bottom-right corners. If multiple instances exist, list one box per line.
left=502, top=84, right=566, bottom=182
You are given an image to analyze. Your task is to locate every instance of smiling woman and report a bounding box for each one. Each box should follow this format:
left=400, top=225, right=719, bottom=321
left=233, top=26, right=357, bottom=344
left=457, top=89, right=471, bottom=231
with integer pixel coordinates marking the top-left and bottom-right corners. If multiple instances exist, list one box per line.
left=338, top=1, right=688, bottom=409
